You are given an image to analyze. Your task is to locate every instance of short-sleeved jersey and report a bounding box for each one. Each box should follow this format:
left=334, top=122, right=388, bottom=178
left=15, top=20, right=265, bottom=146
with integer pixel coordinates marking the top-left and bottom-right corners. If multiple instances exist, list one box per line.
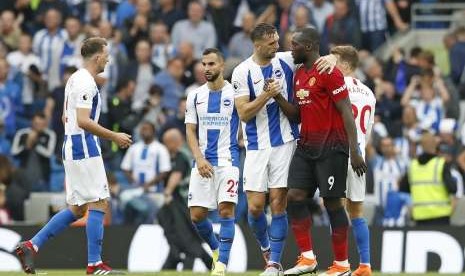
left=120, top=141, right=172, bottom=186
left=231, top=52, right=299, bottom=150
left=62, top=68, right=102, bottom=161
left=185, top=81, right=240, bottom=167
left=294, top=64, right=349, bottom=159
left=345, top=76, right=376, bottom=156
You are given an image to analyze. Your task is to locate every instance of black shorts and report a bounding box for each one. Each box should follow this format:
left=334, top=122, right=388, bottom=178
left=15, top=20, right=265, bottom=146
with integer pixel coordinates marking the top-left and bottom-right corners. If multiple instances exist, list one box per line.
left=288, top=148, right=348, bottom=198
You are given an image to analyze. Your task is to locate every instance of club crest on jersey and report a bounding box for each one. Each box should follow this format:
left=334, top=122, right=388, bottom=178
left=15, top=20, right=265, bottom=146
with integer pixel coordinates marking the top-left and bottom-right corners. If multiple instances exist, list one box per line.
left=308, top=77, right=316, bottom=86
left=223, top=98, right=232, bottom=107
left=82, top=94, right=88, bottom=101
left=274, top=68, right=283, bottom=79
left=296, top=88, right=309, bottom=100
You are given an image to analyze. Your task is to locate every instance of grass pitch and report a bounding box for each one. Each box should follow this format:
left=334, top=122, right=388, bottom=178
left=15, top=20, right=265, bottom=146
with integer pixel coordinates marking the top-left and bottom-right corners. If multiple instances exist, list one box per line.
left=0, top=271, right=457, bottom=275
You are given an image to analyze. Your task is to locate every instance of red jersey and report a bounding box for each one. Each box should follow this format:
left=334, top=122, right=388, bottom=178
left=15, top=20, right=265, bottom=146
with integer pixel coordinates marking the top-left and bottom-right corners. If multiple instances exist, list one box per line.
left=294, top=64, right=349, bottom=159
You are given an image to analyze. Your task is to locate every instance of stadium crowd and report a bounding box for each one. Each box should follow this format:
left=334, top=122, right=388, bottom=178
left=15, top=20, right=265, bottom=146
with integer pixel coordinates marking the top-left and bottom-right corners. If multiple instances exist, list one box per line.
left=0, top=0, right=464, bottom=228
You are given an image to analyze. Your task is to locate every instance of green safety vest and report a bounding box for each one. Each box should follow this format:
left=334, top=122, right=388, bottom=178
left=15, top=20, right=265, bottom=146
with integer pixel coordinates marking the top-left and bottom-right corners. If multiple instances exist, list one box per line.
left=408, top=156, right=452, bottom=220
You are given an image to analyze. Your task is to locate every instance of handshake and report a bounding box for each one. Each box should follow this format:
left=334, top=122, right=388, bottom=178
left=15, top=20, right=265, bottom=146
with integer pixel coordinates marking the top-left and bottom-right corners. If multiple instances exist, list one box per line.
left=263, top=78, right=282, bottom=98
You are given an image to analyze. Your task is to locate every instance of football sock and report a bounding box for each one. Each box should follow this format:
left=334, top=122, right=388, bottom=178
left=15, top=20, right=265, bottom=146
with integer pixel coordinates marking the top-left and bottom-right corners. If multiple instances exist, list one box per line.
left=352, top=217, right=371, bottom=265
left=269, top=212, right=288, bottom=264
left=218, top=217, right=235, bottom=265
left=31, top=208, right=76, bottom=250
left=87, top=209, right=105, bottom=265
left=328, top=207, right=349, bottom=262
left=247, top=212, right=270, bottom=250
left=288, top=200, right=313, bottom=254
left=194, top=219, right=219, bottom=251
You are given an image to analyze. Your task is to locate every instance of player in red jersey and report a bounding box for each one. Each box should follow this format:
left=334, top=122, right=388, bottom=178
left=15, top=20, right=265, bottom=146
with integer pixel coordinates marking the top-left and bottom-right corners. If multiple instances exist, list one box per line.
left=273, top=27, right=367, bottom=276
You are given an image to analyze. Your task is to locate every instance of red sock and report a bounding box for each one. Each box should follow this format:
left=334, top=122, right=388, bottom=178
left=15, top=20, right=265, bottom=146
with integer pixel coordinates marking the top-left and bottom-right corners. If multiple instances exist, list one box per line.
left=291, top=216, right=313, bottom=253
left=331, top=226, right=348, bottom=261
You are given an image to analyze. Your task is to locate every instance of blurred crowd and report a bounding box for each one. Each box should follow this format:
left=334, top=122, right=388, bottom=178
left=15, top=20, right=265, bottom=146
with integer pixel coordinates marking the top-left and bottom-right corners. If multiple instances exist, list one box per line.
left=0, top=0, right=464, bottom=227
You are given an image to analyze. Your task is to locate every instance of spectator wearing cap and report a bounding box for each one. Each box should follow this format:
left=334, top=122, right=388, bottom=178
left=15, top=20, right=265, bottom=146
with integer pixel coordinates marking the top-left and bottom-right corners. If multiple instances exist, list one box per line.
left=171, top=1, right=217, bottom=59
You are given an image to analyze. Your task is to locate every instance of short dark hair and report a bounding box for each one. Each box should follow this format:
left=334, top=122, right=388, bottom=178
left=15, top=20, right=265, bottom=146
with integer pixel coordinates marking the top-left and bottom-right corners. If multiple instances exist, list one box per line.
left=202, top=48, right=224, bottom=61
left=33, top=111, right=46, bottom=120
left=330, top=45, right=359, bottom=70
left=296, top=27, right=320, bottom=46
left=81, top=37, right=107, bottom=59
left=410, top=46, right=423, bottom=58
left=251, top=23, right=277, bottom=42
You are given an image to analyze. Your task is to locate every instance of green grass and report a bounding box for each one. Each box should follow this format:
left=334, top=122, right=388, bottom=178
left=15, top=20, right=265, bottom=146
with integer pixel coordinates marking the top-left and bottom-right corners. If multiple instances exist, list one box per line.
left=0, top=271, right=458, bottom=276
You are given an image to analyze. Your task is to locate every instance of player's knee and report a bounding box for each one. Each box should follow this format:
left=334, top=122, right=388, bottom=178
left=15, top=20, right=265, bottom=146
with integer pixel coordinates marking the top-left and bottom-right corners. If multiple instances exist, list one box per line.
left=287, top=189, right=307, bottom=202
left=347, top=201, right=363, bottom=219
left=323, top=197, right=344, bottom=211
left=248, top=204, right=264, bottom=218
left=190, top=208, right=208, bottom=223
left=218, top=202, right=235, bottom=218
left=71, top=206, right=88, bottom=218
left=269, top=195, right=287, bottom=214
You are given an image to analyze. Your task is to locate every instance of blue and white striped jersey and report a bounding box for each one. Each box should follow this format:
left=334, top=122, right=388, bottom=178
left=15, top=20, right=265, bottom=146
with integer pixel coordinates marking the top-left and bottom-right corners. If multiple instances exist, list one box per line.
left=231, top=52, right=299, bottom=150
left=62, top=68, right=102, bottom=161
left=185, top=81, right=240, bottom=167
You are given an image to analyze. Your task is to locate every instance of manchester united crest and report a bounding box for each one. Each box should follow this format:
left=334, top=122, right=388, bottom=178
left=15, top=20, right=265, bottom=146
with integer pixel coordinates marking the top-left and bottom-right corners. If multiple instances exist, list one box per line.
left=308, top=77, right=316, bottom=86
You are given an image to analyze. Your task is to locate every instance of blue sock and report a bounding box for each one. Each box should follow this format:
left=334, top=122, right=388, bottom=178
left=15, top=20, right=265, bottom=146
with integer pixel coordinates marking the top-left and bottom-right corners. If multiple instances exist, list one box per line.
left=31, top=209, right=76, bottom=249
left=87, top=209, right=105, bottom=264
left=218, top=218, right=235, bottom=265
left=194, top=219, right=219, bottom=250
left=269, top=213, right=288, bottom=264
left=247, top=212, right=269, bottom=250
left=352, top=218, right=370, bottom=264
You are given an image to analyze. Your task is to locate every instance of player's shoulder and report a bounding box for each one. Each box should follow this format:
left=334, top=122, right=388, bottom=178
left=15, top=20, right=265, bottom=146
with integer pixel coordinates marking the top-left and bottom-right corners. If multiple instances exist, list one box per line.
left=275, top=51, right=293, bottom=64
left=233, top=56, right=254, bottom=74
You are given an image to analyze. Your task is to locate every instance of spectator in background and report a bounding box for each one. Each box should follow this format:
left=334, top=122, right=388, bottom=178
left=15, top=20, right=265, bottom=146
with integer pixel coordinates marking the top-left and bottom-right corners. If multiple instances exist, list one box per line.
left=6, top=33, right=43, bottom=119
left=355, top=0, right=408, bottom=52
left=83, top=0, right=104, bottom=36
left=137, top=84, right=166, bottom=136
left=11, top=112, right=56, bottom=191
left=449, top=27, right=465, bottom=87
left=160, top=96, right=187, bottom=139
left=115, top=0, right=137, bottom=29
left=228, top=12, right=255, bottom=61
left=171, top=1, right=217, bottom=59
left=0, top=183, right=11, bottom=225
left=1, top=10, right=21, bottom=51
left=0, top=120, right=11, bottom=157
left=177, top=41, right=198, bottom=87
left=394, top=105, right=421, bottom=163
left=208, top=0, right=234, bottom=50
left=43, top=66, right=77, bottom=159
left=401, top=69, right=450, bottom=133
left=308, top=0, right=334, bottom=34
left=124, top=39, right=160, bottom=112
left=107, top=172, right=124, bottom=225
left=400, top=132, right=457, bottom=225
left=321, top=0, right=361, bottom=54
left=60, top=16, right=85, bottom=75
left=367, top=136, right=409, bottom=226
left=0, top=58, right=21, bottom=138
left=122, top=0, right=153, bottom=59
left=185, top=61, right=206, bottom=95
left=33, top=8, right=67, bottom=91
left=154, top=57, right=185, bottom=114
left=150, top=22, right=176, bottom=70
left=385, top=47, right=422, bottom=95
left=153, top=0, right=184, bottom=32
left=290, top=5, right=316, bottom=32
left=121, top=121, right=171, bottom=191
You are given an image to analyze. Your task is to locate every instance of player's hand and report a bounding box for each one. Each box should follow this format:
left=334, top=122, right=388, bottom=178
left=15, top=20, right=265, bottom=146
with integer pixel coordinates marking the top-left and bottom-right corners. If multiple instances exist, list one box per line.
left=350, top=152, right=368, bottom=177
left=315, top=54, right=337, bottom=74
left=196, top=157, right=214, bottom=178
left=264, top=79, right=281, bottom=98
left=112, top=132, right=132, bottom=148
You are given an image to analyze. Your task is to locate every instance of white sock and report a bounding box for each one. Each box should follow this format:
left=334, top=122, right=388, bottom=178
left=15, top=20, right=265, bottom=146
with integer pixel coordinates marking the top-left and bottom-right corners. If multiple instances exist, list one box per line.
left=31, top=244, right=39, bottom=253
left=334, top=260, right=349, bottom=267
left=302, top=250, right=315, bottom=259
left=360, top=263, right=371, bottom=267
left=88, top=261, right=102, bottom=267
left=261, top=246, right=270, bottom=252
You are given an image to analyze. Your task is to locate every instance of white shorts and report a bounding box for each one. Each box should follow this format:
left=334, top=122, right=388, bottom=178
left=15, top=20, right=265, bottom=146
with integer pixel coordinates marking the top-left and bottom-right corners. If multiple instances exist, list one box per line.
left=64, top=157, right=110, bottom=206
left=243, top=141, right=296, bottom=192
left=346, top=165, right=366, bottom=202
left=188, top=166, right=239, bottom=209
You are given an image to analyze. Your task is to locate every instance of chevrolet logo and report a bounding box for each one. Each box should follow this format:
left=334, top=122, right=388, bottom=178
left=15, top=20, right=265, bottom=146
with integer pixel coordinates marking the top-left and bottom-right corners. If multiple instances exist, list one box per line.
left=296, top=89, right=309, bottom=100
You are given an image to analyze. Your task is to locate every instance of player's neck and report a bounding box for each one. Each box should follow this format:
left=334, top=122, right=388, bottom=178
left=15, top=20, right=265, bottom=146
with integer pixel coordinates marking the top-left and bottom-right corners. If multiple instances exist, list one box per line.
left=305, top=53, right=320, bottom=70
left=83, top=62, right=99, bottom=78
left=207, top=77, right=225, bottom=91
left=252, top=53, right=271, bottom=67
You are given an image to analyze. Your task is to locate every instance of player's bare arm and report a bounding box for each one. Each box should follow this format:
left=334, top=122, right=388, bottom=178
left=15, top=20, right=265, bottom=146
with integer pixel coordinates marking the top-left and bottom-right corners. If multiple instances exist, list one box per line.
left=273, top=93, right=300, bottom=123
left=234, top=81, right=280, bottom=122
left=186, top=123, right=214, bottom=178
left=335, top=98, right=368, bottom=177
left=76, top=107, right=132, bottom=148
